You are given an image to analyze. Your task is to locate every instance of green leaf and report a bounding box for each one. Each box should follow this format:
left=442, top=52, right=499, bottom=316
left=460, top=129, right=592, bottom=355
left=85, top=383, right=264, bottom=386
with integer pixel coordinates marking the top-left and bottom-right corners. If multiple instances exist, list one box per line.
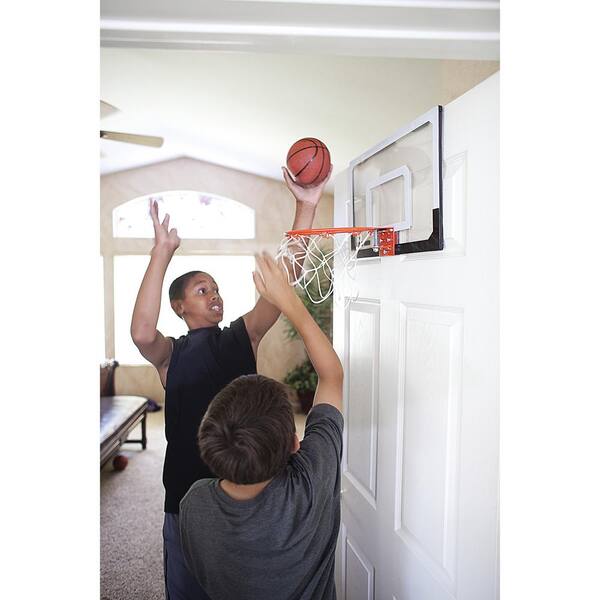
left=282, top=247, right=333, bottom=393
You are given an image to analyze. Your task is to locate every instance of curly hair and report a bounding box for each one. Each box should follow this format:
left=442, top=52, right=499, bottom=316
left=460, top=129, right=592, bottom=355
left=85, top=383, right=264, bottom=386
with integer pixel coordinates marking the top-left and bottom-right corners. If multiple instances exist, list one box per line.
left=168, top=271, right=205, bottom=302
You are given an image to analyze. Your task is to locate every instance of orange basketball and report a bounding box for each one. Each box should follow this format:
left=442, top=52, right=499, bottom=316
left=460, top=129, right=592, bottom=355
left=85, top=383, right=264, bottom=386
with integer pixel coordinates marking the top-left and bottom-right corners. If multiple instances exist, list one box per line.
left=286, top=138, right=331, bottom=187
left=113, top=455, right=128, bottom=471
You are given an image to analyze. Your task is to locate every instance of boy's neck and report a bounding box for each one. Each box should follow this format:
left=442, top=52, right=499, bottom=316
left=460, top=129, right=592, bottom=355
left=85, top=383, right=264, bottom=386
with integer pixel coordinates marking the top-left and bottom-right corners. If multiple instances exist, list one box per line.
left=219, top=478, right=272, bottom=501
left=186, top=320, right=219, bottom=331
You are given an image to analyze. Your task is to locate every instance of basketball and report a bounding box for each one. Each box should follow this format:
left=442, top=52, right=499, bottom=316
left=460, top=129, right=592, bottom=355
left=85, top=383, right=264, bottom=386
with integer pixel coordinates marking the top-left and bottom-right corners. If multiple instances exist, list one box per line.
left=113, top=455, right=128, bottom=471
left=286, top=138, right=331, bottom=187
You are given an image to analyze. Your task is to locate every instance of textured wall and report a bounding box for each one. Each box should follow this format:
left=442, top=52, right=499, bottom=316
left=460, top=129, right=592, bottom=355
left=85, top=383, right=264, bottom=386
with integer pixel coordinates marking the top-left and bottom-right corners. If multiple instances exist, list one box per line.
left=102, top=156, right=333, bottom=402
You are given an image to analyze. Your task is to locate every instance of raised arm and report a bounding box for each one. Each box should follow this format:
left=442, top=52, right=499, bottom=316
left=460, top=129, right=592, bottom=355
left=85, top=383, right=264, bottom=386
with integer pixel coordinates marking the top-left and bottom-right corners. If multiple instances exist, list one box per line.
left=243, top=165, right=333, bottom=353
left=131, top=200, right=180, bottom=381
left=252, top=252, right=342, bottom=412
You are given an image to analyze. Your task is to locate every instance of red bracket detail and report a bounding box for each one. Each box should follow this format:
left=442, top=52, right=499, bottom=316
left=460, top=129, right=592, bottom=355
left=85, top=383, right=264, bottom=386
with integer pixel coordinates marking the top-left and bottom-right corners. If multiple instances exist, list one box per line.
left=377, top=228, right=395, bottom=256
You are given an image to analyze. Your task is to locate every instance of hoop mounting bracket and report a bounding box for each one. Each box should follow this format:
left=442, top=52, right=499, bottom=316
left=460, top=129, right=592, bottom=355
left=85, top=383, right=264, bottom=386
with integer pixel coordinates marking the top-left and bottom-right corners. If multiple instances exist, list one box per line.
left=377, top=228, right=395, bottom=256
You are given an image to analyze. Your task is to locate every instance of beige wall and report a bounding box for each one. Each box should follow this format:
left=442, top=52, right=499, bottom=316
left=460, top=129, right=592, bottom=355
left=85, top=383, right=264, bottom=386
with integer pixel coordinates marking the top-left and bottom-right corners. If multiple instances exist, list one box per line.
left=101, top=59, right=499, bottom=402
left=101, top=157, right=333, bottom=402
left=439, top=60, right=499, bottom=104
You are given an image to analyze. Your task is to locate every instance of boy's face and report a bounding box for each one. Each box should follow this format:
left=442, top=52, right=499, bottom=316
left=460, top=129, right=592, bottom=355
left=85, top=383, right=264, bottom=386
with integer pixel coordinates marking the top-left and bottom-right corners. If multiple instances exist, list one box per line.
left=178, top=272, right=224, bottom=328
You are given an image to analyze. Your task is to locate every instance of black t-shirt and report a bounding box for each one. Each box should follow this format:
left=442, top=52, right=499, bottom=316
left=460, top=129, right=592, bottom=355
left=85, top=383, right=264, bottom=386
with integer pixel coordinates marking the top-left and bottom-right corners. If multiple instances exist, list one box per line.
left=163, top=317, right=256, bottom=513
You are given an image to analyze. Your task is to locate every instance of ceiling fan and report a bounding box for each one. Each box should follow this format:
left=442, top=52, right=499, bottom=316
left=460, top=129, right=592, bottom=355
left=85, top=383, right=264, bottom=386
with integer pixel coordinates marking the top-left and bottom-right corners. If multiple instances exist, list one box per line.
left=100, top=100, right=164, bottom=148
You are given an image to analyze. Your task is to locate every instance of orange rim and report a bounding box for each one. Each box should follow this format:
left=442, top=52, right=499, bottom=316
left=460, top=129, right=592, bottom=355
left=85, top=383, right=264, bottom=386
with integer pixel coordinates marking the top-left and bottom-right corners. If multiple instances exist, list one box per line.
left=286, top=226, right=378, bottom=237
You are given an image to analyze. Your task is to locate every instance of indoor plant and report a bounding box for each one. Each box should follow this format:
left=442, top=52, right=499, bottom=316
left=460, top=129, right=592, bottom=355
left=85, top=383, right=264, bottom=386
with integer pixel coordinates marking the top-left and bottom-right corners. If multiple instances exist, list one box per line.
left=283, top=276, right=333, bottom=414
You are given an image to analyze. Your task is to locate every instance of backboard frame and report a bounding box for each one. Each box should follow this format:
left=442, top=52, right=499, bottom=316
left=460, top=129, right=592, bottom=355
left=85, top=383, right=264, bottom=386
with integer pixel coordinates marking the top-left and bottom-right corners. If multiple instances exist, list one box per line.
left=349, top=105, right=444, bottom=258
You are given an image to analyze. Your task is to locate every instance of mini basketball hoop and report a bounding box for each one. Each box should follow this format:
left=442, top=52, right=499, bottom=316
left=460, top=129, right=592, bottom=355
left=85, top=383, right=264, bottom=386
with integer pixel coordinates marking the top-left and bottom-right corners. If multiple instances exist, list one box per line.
left=276, top=226, right=395, bottom=304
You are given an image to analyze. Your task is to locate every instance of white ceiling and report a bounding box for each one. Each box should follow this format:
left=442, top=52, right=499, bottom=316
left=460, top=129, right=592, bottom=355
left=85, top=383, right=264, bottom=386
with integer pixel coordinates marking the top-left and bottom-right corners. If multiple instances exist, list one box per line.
left=100, top=0, right=499, bottom=187
left=101, top=0, right=499, bottom=60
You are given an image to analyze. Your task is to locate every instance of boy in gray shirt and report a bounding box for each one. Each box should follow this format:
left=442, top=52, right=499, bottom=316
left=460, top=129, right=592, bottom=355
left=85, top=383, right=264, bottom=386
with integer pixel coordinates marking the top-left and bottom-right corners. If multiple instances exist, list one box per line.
left=179, top=252, right=344, bottom=600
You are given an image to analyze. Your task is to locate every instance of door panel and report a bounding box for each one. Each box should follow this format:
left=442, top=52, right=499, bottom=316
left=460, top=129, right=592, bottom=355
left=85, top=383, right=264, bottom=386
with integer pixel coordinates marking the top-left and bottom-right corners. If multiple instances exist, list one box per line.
left=342, top=525, right=376, bottom=600
left=334, top=72, right=499, bottom=600
left=398, top=305, right=462, bottom=589
left=345, top=300, right=380, bottom=505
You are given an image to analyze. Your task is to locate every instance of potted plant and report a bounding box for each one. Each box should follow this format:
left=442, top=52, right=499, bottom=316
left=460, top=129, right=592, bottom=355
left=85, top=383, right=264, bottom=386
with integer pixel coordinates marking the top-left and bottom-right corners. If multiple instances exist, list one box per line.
left=284, top=359, right=319, bottom=414
left=283, top=276, right=333, bottom=414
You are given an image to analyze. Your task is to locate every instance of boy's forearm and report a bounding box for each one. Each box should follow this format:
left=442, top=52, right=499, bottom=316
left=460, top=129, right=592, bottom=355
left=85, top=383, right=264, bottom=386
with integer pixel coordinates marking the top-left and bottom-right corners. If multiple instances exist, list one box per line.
left=282, top=296, right=342, bottom=380
left=286, top=201, right=317, bottom=280
left=291, top=201, right=317, bottom=229
left=131, top=248, right=172, bottom=342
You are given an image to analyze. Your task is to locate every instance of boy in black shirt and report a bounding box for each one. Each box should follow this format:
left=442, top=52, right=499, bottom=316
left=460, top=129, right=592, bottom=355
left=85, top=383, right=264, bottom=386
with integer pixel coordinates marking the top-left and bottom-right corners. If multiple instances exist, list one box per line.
left=131, top=167, right=330, bottom=600
left=180, top=252, right=344, bottom=600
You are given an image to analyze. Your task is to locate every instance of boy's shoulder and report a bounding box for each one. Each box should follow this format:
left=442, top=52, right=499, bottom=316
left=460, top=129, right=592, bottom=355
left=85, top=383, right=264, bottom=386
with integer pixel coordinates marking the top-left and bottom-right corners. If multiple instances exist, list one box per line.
left=291, top=404, right=344, bottom=474
left=304, top=403, right=344, bottom=430
left=181, top=478, right=217, bottom=509
left=188, top=477, right=216, bottom=494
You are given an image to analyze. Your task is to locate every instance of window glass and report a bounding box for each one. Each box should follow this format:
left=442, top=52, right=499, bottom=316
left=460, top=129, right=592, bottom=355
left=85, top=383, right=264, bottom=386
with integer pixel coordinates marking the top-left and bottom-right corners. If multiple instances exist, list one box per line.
left=112, top=191, right=255, bottom=239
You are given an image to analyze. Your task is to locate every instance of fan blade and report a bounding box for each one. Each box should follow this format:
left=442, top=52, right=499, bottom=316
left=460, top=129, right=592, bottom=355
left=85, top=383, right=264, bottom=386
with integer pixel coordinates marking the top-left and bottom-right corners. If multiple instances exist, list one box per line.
left=100, top=130, right=163, bottom=148
left=100, top=101, right=119, bottom=119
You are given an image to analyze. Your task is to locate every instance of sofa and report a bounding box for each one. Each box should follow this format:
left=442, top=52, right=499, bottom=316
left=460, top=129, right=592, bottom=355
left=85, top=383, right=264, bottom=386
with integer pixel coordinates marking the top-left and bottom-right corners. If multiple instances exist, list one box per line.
left=100, top=359, right=149, bottom=468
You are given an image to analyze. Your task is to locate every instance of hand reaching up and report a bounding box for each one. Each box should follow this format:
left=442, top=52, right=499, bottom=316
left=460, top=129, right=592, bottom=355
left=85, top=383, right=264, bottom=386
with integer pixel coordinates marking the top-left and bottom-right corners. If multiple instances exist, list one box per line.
left=252, top=252, right=299, bottom=311
left=282, top=164, right=333, bottom=207
left=149, top=199, right=180, bottom=255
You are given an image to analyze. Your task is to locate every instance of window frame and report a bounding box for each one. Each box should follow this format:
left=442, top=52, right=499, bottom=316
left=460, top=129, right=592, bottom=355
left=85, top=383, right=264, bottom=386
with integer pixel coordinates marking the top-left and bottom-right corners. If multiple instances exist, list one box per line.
left=102, top=190, right=259, bottom=364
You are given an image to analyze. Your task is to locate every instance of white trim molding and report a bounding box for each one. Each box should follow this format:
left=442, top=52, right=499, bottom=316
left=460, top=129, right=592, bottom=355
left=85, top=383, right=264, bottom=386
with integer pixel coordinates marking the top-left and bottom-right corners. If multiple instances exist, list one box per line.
left=100, top=1, right=499, bottom=60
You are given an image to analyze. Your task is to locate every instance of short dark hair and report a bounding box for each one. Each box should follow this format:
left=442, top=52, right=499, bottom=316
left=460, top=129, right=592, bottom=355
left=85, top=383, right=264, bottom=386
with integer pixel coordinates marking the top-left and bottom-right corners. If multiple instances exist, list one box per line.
left=198, top=375, right=295, bottom=484
left=168, top=271, right=204, bottom=302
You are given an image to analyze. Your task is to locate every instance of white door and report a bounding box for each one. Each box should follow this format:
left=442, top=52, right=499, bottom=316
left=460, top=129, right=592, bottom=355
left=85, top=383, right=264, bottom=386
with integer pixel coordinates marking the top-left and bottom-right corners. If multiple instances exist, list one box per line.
left=333, top=72, right=499, bottom=600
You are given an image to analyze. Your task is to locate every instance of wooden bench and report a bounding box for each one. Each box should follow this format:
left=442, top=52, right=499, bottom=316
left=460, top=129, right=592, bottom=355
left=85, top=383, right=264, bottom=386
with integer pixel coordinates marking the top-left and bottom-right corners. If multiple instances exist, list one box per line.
left=100, top=360, right=149, bottom=468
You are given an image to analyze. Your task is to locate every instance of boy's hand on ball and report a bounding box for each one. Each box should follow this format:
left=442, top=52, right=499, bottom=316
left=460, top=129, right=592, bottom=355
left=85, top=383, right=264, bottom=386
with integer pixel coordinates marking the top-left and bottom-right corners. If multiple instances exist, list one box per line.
left=149, top=199, right=180, bottom=255
left=253, top=252, right=298, bottom=309
left=282, top=164, right=332, bottom=207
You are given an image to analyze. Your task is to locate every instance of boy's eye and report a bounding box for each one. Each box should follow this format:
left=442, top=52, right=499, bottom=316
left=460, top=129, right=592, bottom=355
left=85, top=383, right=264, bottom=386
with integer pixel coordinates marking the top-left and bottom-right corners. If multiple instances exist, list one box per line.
left=197, top=288, right=206, bottom=295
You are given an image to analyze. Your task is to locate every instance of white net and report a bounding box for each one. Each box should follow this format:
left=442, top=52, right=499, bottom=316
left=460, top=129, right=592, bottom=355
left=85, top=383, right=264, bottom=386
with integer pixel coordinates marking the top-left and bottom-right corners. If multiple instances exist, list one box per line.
left=275, top=229, right=374, bottom=304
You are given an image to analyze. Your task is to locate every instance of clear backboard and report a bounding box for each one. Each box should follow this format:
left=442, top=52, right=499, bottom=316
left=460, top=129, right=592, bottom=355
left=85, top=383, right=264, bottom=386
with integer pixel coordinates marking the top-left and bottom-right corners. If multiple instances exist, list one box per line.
left=351, top=106, right=443, bottom=258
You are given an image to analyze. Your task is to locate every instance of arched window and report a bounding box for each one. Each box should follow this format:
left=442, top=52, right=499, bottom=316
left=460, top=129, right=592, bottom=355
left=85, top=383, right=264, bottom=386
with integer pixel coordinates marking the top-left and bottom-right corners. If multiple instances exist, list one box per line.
left=112, top=190, right=255, bottom=239
left=110, top=189, right=257, bottom=364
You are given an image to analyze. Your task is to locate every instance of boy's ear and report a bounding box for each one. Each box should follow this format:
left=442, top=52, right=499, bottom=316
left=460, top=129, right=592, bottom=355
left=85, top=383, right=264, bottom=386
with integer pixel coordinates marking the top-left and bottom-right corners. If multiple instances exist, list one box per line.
left=291, top=433, right=300, bottom=454
left=171, top=299, right=184, bottom=318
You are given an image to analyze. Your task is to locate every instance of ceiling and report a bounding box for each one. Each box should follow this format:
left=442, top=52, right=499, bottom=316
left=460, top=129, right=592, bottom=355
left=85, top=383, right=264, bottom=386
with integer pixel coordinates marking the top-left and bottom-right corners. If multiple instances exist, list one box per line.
left=101, top=0, right=499, bottom=60
left=100, top=0, right=499, bottom=187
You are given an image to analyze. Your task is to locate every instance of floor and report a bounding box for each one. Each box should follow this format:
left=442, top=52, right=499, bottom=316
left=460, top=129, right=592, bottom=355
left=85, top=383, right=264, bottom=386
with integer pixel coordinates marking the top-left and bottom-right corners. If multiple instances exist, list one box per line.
left=100, top=408, right=307, bottom=599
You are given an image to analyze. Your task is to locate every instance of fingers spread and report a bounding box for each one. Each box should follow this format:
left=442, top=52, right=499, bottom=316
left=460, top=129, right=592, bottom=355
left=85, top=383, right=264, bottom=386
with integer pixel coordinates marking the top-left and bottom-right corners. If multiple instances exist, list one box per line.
left=254, top=252, right=265, bottom=273
left=262, top=251, right=275, bottom=268
left=276, top=258, right=288, bottom=278
left=256, top=252, right=283, bottom=284
left=252, top=271, right=266, bottom=295
left=281, top=167, right=297, bottom=187
left=149, top=199, right=159, bottom=225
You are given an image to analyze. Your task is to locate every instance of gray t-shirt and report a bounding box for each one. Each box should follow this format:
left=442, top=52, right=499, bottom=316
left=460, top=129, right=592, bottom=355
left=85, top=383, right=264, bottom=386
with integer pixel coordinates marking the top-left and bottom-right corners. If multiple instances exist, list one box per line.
left=179, top=403, right=344, bottom=600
